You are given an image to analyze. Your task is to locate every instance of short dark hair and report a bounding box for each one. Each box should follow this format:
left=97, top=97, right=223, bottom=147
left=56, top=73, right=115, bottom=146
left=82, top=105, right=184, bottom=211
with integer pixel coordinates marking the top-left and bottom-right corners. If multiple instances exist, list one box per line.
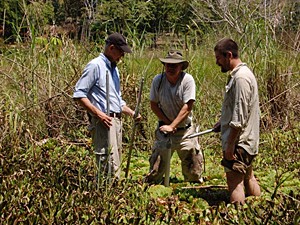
left=214, top=38, right=239, bottom=58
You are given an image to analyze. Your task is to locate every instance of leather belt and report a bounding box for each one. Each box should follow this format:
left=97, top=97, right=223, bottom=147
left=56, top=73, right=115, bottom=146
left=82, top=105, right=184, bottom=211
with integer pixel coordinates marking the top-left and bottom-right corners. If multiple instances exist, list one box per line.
left=177, top=123, right=191, bottom=130
left=109, top=112, right=122, bottom=118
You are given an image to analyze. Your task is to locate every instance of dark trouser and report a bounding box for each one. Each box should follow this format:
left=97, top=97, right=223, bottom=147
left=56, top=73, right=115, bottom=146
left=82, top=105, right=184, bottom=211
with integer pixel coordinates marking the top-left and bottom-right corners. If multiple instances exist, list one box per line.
left=221, top=147, right=256, bottom=175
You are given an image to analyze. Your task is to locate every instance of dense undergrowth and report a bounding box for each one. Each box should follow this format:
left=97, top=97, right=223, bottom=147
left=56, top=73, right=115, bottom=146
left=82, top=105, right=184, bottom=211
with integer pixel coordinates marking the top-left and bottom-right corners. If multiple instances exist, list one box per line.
left=0, top=128, right=299, bottom=224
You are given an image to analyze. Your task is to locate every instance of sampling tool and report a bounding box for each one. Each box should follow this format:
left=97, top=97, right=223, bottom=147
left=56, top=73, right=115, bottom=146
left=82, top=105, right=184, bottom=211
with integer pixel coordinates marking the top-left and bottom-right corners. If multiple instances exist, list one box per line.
left=163, top=127, right=215, bottom=186
left=163, top=135, right=172, bottom=187
left=106, top=70, right=112, bottom=182
left=125, top=54, right=153, bottom=178
left=185, top=128, right=214, bottom=139
left=95, top=71, right=112, bottom=187
left=124, top=77, right=144, bottom=178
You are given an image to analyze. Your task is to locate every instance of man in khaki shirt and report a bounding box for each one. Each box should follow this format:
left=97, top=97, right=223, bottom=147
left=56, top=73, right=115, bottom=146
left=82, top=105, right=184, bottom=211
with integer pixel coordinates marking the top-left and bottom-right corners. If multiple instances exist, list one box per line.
left=213, top=38, right=261, bottom=204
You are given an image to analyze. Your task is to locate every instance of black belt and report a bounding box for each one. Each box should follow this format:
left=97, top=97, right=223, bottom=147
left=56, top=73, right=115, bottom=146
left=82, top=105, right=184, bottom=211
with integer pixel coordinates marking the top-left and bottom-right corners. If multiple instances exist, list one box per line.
left=158, top=121, right=191, bottom=130
left=109, top=112, right=122, bottom=118
left=177, top=123, right=191, bottom=130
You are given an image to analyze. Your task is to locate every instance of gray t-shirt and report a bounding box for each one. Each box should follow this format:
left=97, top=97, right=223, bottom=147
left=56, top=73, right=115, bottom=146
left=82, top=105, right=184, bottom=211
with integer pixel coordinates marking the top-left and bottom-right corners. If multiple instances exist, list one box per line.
left=221, top=63, right=260, bottom=155
left=150, top=72, right=195, bottom=127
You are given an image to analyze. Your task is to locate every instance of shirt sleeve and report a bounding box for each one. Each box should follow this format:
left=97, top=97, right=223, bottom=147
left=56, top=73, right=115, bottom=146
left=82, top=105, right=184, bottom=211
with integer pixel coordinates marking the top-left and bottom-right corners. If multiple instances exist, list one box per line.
left=150, top=74, right=161, bottom=103
left=182, top=74, right=196, bottom=103
left=120, top=98, right=126, bottom=107
left=229, top=77, right=251, bottom=129
left=73, top=62, right=99, bottom=98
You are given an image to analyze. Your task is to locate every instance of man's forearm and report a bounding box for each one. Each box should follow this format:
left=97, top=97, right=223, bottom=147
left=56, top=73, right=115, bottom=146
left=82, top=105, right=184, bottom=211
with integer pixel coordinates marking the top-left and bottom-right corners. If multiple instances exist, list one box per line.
left=122, top=105, right=135, bottom=117
left=77, top=98, right=100, bottom=115
left=76, top=97, right=108, bottom=120
left=224, top=126, right=240, bottom=160
left=170, top=100, right=194, bottom=129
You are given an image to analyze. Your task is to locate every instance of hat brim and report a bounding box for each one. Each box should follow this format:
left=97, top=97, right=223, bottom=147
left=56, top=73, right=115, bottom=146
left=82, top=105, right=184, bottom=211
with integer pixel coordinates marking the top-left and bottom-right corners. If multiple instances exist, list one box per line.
left=159, top=58, right=189, bottom=70
left=120, top=45, right=132, bottom=53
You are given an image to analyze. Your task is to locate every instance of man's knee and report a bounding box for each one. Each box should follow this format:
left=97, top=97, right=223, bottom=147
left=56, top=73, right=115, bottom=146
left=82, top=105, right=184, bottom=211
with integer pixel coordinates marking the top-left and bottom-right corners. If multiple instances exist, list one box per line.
left=145, top=152, right=164, bottom=184
left=244, top=175, right=261, bottom=197
left=182, top=150, right=203, bottom=182
left=190, top=151, right=203, bottom=174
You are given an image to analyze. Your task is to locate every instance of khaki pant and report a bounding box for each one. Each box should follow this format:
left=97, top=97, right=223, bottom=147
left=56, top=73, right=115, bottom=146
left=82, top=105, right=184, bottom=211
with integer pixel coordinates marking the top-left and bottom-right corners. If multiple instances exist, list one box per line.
left=90, top=116, right=122, bottom=179
left=145, top=124, right=203, bottom=184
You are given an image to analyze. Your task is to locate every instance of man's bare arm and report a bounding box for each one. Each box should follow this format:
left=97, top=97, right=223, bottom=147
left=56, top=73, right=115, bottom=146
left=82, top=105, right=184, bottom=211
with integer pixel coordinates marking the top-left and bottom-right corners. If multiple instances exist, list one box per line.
left=158, top=100, right=194, bottom=134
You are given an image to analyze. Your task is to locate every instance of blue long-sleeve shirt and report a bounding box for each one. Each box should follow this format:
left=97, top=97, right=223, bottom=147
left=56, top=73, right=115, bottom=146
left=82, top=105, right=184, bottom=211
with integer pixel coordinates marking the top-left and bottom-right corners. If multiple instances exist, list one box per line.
left=73, top=53, right=126, bottom=114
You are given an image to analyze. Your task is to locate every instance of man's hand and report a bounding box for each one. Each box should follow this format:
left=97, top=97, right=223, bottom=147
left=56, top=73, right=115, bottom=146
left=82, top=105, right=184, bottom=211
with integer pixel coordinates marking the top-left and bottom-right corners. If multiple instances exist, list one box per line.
left=224, top=145, right=236, bottom=161
left=213, top=121, right=221, bottom=132
left=76, top=97, right=112, bottom=129
left=159, top=125, right=176, bottom=134
left=96, top=111, right=112, bottom=128
left=224, top=127, right=240, bottom=160
left=133, top=112, right=142, bottom=122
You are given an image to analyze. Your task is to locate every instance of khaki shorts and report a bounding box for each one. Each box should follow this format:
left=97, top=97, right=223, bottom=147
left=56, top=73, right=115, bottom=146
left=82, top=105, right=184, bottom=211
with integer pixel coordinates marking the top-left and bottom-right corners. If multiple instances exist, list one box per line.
left=221, top=147, right=256, bottom=174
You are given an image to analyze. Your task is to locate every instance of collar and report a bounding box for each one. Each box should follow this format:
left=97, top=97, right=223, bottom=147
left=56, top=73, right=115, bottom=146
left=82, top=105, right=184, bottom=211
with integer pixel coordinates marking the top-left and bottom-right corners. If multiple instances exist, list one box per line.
left=225, top=63, right=247, bottom=92
left=230, top=63, right=247, bottom=78
left=100, top=53, right=116, bottom=69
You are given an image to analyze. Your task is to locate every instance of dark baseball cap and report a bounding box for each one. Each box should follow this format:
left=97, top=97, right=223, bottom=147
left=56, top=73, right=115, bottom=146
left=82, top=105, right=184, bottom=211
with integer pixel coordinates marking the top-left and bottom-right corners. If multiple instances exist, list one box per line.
left=105, top=32, right=132, bottom=53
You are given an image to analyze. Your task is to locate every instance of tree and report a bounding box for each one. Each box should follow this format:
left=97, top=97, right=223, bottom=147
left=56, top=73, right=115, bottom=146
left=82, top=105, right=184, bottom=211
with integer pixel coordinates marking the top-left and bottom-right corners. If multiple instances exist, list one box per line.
left=0, top=0, right=29, bottom=42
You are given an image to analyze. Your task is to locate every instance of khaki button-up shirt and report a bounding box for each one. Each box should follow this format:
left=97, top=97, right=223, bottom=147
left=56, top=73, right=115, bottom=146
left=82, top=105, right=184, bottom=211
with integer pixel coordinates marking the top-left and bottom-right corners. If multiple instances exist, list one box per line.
left=221, top=63, right=260, bottom=155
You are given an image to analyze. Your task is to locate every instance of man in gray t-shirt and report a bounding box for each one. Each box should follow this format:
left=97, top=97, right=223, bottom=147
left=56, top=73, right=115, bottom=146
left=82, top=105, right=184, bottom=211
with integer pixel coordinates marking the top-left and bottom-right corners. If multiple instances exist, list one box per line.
left=213, top=38, right=261, bottom=204
left=145, top=50, right=203, bottom=184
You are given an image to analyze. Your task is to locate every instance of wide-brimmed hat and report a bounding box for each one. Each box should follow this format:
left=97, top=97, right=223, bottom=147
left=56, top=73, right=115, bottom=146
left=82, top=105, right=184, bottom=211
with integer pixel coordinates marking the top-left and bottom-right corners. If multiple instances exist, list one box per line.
left=159, top=50, right=189, bottom=70
left=106, top=32, right=132, bottom=53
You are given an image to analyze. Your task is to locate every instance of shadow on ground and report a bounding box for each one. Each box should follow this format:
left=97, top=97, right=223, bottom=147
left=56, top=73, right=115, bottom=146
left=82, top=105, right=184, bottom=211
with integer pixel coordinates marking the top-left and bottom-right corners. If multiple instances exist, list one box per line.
left=173, top=184, right=230, bottom=206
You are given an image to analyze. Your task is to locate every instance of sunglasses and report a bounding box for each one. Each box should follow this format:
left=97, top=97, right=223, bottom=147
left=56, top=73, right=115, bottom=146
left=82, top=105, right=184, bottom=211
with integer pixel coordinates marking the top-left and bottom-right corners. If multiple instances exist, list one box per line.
left=165, top=63, right=182, bottom=68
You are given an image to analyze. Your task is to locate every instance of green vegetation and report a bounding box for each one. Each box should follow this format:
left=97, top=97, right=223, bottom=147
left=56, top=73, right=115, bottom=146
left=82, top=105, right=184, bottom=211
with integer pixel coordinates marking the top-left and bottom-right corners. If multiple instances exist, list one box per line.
left=0, top=0, right=299, bottom=224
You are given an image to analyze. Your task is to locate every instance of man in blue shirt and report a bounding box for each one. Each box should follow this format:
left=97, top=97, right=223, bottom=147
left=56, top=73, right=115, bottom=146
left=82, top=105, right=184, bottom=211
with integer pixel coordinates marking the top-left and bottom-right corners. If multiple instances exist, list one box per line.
left=73, top=32, right=140, bottom=181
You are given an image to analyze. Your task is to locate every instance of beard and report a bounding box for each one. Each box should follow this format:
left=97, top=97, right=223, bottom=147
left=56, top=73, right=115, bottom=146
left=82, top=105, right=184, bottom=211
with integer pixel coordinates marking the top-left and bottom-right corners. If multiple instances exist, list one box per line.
left=221, top=66, right=230, bottom=73
left=220, top=62, right=230, bottom=73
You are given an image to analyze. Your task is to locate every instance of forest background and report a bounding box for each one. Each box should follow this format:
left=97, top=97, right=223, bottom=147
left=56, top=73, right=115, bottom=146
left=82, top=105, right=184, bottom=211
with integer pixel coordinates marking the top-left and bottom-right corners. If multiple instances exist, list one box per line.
left=0, top=0, right=299, bottom=224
